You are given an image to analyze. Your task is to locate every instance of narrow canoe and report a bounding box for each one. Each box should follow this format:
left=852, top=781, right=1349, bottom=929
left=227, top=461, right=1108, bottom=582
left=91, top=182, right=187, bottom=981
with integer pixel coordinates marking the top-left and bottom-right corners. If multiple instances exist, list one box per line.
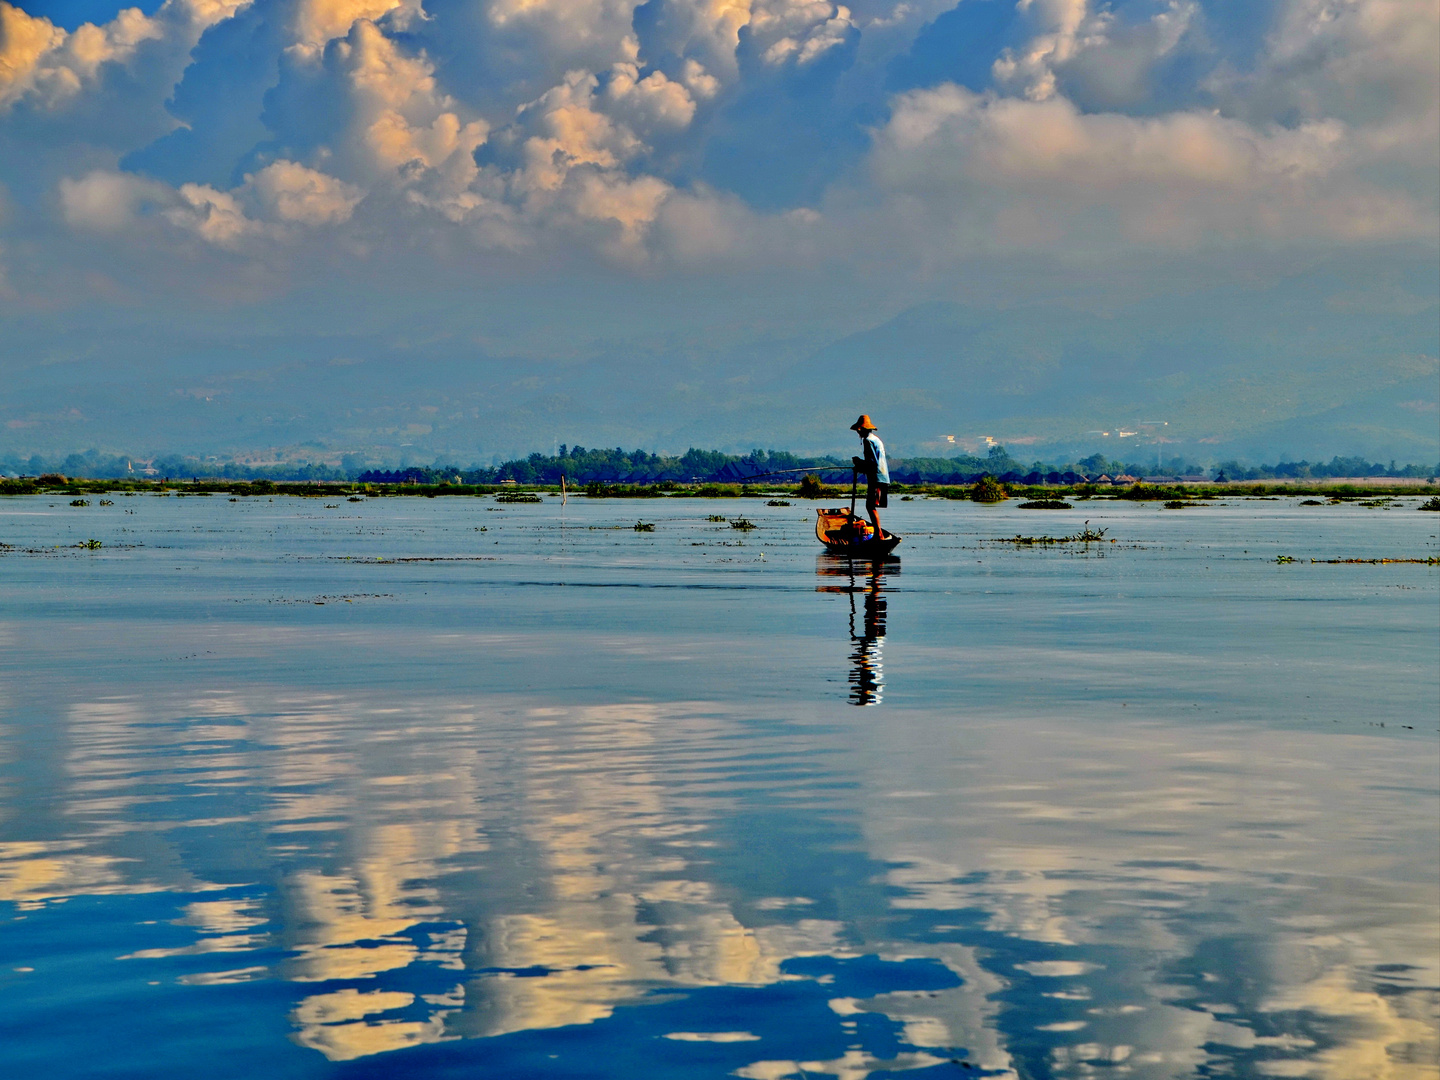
left=815, top=507, right=902, bottom=557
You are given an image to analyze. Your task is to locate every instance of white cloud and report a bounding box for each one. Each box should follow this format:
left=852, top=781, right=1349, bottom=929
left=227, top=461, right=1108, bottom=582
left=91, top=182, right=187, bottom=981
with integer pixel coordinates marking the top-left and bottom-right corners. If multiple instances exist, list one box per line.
left=293, top=0, right=406, bottom=47
left=509, top=69, right=644, bottom=197
left=58, top=170, right=171, bottom=231
left=749, top=0, right=853, bottom=65
left=0, top=0, right=249, bottom=112
left=59, top=161, right=363, bottom=247
left=13, top=0, right=1438, bottom=274
left=249, top=160, right=364, bottom=224
left=868, top=84, right=1432, bottom=246
left=604, top=56, right=697, bottom=133
left=0, top=3, right=66, bottom=109
left=482, top=0, right=640, bottom=77
left=1208, top=0, right=1440, bottom=181
left=166, top=182, right=261, bottom=245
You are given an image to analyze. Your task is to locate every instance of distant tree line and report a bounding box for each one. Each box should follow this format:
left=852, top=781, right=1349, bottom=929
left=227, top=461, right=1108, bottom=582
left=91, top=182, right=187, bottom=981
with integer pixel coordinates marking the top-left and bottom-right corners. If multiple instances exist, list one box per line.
left=1211, top=456, right=1437, bottom=481
left=5, top=445, right=1436, bottom=484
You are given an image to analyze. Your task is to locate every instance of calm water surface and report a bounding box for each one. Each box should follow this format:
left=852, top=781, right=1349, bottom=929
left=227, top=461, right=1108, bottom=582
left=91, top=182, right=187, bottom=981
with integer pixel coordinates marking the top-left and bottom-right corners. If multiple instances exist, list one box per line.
left=1, top=492, right=1437, bottom=1079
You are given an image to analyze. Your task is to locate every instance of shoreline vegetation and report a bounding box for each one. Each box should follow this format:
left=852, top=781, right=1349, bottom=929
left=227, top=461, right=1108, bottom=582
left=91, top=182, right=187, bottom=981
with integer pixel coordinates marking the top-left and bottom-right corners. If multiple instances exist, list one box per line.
left=3, top=476, right=1436, bottom=501
left=6, top=446, right=1437, bottom=489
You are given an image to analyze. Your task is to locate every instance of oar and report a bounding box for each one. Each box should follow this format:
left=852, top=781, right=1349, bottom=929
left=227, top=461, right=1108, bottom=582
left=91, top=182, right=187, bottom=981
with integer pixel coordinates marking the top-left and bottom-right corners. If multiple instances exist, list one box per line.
left=725, top=465, right=854, bottom=482
left=850, top=467, right=858, bottom=519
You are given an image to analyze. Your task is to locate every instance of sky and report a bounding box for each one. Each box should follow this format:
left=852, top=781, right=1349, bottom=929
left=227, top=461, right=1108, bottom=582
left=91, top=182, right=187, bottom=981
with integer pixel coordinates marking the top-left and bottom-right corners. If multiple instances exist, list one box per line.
left=1, top=0, right=1437, bottom=463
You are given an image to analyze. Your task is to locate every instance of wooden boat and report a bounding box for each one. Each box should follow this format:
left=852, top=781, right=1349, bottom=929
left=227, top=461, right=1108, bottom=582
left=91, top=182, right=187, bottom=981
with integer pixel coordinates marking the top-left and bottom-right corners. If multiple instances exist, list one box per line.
left=816, top=507, right=902, bottom=557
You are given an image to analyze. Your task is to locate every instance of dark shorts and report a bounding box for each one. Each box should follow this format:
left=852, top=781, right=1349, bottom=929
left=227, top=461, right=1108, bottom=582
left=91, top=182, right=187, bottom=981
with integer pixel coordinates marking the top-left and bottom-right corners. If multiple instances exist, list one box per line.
left=866, top=483, right=889, bottom=509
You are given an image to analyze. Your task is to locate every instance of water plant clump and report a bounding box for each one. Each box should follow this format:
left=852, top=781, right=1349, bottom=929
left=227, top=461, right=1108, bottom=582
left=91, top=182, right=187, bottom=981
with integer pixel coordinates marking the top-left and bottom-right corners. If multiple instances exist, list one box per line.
left=706, top=514, right=728, bottom=522
left=633, top=521, right=655, bottom=532
left=1164, top=500, right=1203, bottom=509
left=1300, top=499, right=1324, bottom=506
left=1310, top=556, right=1440, bottom=564
left=70, top=498, right=89, bottom=507
left=494, top=492, right=543, bottom=503
left=767, top=500, right=791, bottom=507
left=796, top=474, right=826, bottom=499
left=78, top=539, right=102, bottom=549
left=1020, top=500, right=1072, bottom=510
left=970, top=476, right=1007, bottom=503
left=730, top=518, right=756, bottom=530
left=1418, top=497, right=1440, bottom=511
left=995, top=522, right=1109, bottom=545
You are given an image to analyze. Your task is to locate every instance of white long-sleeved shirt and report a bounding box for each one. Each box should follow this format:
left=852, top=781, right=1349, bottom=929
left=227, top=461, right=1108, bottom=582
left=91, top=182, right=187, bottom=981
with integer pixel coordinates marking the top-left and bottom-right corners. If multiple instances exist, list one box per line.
left=863, top=432, right=889, bottom=485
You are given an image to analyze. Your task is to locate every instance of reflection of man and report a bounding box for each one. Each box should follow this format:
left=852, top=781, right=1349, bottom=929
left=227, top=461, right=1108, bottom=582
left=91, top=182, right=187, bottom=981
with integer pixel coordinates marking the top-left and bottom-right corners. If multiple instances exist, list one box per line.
left=849, top=415, right=889, bottom=538
left=848, top=566, right=887, bottom=707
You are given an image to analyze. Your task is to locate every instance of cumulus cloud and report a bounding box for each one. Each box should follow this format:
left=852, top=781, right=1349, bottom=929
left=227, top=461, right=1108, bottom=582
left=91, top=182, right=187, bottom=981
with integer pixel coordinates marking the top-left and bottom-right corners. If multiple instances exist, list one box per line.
left=58, top=169, right=171, bottom=230
left=166, top=181, right=260, bottom=244
left=9, top=0, right=1435, bottom=274
left=868, top=83, right=1429, bottom=245
left=604, top=53, right=697, bottom=133
left=0, top=0, right=247, bottom=112
left=748, top=0, right=855, bottom=65
left=0, top=2, right=66, bottom=109
left=59, top=160, right=362, bottom=247
left=248, top=159, right=363, bottom=224
left=293, top=0, right=406, bottom=47
left=989, top=0, right=1200, bottom=106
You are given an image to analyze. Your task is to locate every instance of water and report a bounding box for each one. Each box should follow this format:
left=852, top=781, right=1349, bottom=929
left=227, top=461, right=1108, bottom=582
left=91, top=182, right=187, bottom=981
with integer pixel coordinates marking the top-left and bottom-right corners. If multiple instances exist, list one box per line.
left=1, top=492, right=1436, bottom=1079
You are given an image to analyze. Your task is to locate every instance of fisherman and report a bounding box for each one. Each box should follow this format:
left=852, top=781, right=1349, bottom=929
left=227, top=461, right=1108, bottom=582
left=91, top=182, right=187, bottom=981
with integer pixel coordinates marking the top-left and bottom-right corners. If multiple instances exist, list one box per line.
left=849, top=414, right=889, bottom=539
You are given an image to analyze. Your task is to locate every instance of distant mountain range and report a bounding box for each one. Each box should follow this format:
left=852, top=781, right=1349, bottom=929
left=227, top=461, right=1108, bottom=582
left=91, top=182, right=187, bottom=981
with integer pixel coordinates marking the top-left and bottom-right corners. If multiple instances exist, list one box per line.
left=3, top=266, right=1435, bottom=466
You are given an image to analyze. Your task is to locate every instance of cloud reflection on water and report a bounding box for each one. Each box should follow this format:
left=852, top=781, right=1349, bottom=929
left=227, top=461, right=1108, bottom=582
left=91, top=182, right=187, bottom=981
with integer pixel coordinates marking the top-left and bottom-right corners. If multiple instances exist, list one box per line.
left=0, top=675, right=1431, bottom=1077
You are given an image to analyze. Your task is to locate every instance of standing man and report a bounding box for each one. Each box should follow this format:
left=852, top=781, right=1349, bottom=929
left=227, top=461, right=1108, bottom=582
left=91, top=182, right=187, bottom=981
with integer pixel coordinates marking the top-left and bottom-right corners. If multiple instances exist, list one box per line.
left=850, top=414, right=889, bottom=538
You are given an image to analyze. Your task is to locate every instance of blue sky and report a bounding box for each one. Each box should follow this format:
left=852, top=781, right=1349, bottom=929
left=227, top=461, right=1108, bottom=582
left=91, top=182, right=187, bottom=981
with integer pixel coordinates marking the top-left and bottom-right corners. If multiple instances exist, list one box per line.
left=1, top=0, right=1436, bottom=461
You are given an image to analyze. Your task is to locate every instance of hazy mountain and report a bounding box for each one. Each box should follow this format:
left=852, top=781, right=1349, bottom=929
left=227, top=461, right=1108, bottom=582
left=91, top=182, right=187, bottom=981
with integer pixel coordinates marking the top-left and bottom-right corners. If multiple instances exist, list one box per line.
left=2, top=267, right=1435, bottom=466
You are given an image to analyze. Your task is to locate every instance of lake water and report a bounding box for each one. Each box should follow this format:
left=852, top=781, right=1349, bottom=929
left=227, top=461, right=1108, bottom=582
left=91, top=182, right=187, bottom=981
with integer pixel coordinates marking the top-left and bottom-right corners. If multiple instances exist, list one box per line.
left=1, top=492, right=1436, bottom=1079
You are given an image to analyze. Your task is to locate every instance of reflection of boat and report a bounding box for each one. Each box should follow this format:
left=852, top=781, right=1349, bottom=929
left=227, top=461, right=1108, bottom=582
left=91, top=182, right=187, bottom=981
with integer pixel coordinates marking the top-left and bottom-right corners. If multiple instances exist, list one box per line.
left=817, top=555, right=896, bottom=706
left=815, top=507, right=902, bottom=556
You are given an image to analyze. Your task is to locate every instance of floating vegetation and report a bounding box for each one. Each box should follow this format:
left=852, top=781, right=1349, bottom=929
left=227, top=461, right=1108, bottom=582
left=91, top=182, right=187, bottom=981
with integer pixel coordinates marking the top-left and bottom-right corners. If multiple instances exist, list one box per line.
left=347, top=496, right=363, bottom=502
left=98, top=499, right=113, bottom=506
left=1311, top=557, right=1439, bottom=565
left=995, top=522, right=1108, bottom=545
left=494, top=492, right=543, bottom=503
left=767, top=500, right=791, bottom=507
left=706, top=514, right=728, bottom=522
left=70, top=498, right=89, bottom=507
left=1163, top=500, right=1203, bottom=509
left=1419, top=497, right=1440, bottom=511
left=796, top=474, right=827, bottom=499
left=970, top=476, right=1008, bottom=503
left=583, top=482, right=671, bottom=497
left=77, top=539, right=102, bottom=549
left=730, top=518, right=757, bottom=530
left=633, top=521, right=656, bottom=532
left=1020, top=500, right=1072, bottom=510
left=1276, top=555, right=1296, bottom=563
left=1300, top=499, right=1324, bottom=506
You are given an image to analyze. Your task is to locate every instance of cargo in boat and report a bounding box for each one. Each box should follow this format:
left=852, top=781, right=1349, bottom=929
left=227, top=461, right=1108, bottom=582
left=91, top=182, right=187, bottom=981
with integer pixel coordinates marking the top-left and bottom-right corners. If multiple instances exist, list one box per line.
left=815, top=507, right=902, bottom=556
